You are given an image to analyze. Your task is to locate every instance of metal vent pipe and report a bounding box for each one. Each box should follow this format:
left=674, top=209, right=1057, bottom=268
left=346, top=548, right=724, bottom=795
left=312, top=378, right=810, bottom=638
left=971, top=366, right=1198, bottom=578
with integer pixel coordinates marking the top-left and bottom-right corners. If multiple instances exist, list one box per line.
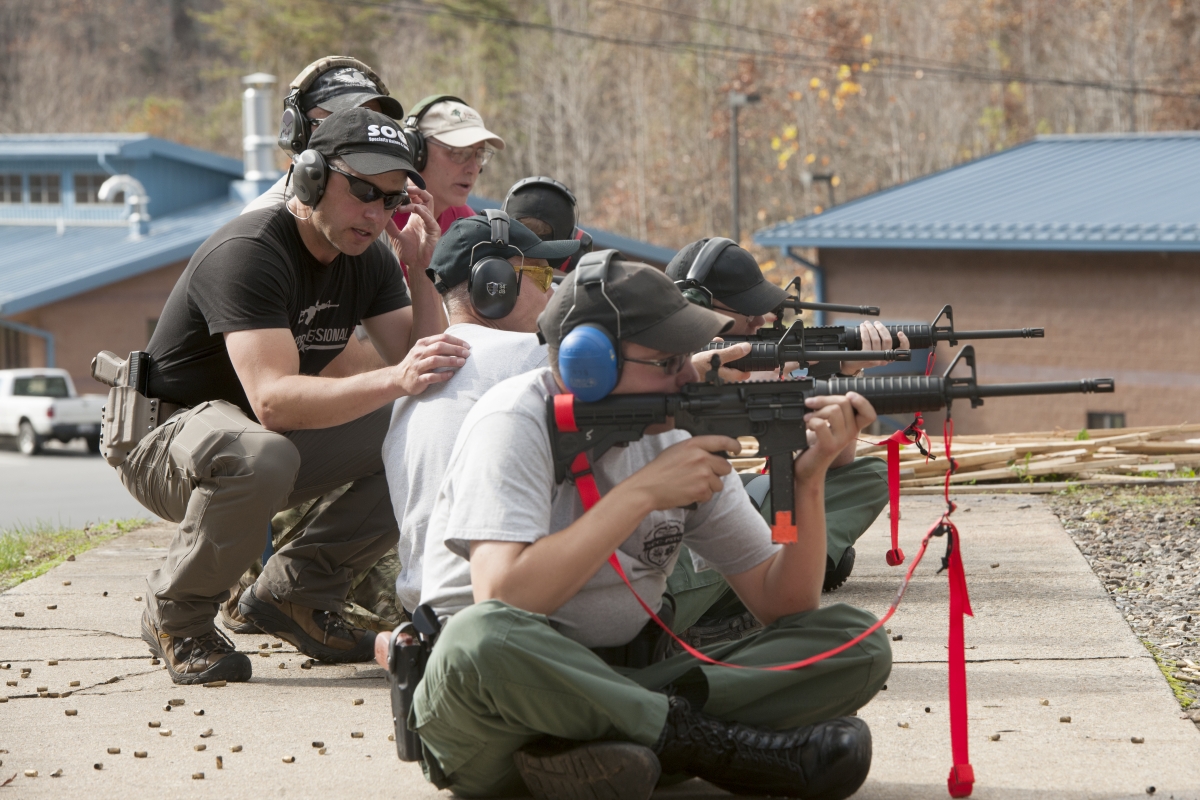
left=242, top=73, right=282, bottom=182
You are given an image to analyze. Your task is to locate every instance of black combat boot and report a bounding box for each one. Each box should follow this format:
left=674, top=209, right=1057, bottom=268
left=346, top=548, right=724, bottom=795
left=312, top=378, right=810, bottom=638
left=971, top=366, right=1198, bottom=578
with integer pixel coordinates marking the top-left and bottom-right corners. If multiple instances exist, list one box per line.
left=513, top=737, right=661, bottom=800
left=653, top=696, right=872, bottom=799
left=823, top=546, right=857, bottom=593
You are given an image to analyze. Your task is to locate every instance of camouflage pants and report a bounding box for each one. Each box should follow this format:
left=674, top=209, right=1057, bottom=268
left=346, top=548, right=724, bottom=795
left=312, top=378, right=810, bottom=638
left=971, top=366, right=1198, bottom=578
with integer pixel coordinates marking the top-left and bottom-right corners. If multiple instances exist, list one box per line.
left=230, top=483, right=407, bottom=633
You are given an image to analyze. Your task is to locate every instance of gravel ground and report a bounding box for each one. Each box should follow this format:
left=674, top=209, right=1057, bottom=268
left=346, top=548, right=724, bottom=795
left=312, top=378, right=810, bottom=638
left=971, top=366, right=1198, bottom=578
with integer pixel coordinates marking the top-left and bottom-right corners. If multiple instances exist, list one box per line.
left=1045, top=484, right=1200, bottom=722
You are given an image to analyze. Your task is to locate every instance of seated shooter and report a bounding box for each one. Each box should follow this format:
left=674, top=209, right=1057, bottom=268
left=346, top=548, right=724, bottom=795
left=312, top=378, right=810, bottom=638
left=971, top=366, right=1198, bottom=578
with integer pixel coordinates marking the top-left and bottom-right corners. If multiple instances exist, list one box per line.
left=406, top=259, right=891, bottom=798
left=666, top=238, right=902, bottom=597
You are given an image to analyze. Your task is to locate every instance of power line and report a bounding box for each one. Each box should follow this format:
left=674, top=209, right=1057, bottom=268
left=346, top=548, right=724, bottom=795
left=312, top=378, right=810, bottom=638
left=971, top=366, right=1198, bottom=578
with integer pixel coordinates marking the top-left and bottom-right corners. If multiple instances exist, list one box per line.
left=331, top=0, right=1200, bottom=100
left=607, top=0, right=1199, bottom=100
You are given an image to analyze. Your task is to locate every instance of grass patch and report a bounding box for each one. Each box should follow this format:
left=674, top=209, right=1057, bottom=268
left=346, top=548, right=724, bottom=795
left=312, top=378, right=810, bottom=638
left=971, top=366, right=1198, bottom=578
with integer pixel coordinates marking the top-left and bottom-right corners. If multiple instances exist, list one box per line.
left=0, top=518, right=147, bottom=591
left=1143, top=640, right=1196, bottom=709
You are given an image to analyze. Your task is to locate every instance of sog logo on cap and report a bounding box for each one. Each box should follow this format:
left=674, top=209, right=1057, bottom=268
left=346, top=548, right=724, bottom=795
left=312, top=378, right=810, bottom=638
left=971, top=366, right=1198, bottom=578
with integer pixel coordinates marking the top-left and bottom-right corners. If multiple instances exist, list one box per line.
left=366, top=124, right=410, bottom=151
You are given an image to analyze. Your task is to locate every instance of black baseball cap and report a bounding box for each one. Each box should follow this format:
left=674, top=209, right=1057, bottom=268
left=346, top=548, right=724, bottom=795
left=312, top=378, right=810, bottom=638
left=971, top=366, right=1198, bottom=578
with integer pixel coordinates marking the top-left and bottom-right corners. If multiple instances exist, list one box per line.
left=539, top=259, right=732, bottom=355
left=427, top=215, right=582, bottom=290
left=502, top=177, right=577, bottom=241
left=665, top=238, right=788, bottom=316
left=308, top=108, right=425, bottom=188
left=300, top=66, right=405, bottom=119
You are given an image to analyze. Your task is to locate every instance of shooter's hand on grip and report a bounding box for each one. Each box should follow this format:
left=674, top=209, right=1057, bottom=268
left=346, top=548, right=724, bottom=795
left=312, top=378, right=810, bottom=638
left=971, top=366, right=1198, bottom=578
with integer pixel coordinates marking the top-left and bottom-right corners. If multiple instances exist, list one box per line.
left=629, top=435, right=741, bottom=512
left=837, top=322, right=911, bottom=375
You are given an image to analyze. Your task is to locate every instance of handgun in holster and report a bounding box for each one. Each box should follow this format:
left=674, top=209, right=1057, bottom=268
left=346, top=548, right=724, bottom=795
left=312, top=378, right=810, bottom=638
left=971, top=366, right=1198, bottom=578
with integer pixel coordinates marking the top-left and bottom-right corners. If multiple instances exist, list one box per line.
left=388, top=603, right=442, bottom=764
left=91, top=350, right=158, bottom=466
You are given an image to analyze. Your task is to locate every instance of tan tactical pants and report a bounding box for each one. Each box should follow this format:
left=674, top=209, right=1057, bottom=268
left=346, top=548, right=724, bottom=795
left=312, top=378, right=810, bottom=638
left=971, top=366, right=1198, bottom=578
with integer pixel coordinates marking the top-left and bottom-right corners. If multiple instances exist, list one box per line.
left=116, top=399, right=399, bottom=638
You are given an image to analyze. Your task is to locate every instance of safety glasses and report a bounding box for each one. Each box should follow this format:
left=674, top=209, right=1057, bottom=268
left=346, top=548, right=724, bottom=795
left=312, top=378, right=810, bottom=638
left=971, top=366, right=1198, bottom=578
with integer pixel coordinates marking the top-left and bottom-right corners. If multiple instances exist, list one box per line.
left=328, top=165, right=408, bottom=211
left=515, top=264, right=555, bottom=292
left=624, top=352, right=692, bottom=376
left=429, top=138, right=496, bottom=168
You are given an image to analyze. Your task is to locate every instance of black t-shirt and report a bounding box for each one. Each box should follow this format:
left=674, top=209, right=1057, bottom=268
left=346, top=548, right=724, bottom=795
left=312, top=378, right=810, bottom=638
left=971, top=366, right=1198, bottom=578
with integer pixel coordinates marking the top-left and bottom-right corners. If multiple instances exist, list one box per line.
left=147, top=205, right=410, bottom=418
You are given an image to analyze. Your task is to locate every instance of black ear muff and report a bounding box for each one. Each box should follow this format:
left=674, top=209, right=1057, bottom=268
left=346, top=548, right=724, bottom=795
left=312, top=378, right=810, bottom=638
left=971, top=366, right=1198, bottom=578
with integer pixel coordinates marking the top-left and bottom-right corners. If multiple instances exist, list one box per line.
left=278, top=56, right=399, bottom=158
left=467, top=209, right=521, bottom=319
left=674, top=236, right=735, bottom=308
left=278, top=91, right=309, bottom=157
left=401, top=94, right=468, bottom=173
left=469, top=255, right=521, bottom=319
left=291, top=150, right=328, bottom=208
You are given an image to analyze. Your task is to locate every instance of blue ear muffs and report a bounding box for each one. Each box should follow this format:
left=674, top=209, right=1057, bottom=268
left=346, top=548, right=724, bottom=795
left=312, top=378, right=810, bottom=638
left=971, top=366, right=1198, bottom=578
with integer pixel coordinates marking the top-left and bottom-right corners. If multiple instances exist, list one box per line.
left=558, top=323, right=619, bottom=402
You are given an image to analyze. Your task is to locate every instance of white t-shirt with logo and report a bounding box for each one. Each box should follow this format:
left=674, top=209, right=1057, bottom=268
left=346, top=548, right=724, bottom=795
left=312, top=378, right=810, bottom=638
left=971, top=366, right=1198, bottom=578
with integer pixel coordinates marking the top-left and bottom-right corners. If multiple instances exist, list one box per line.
left=419, top=367, right=780, bottom=648
left=383, top=324, right=549, bottom=612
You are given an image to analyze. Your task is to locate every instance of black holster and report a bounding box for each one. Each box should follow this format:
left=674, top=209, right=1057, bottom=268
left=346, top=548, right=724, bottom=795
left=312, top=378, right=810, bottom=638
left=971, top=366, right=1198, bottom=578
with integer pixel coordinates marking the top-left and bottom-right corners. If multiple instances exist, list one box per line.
left=388, top=604, right=442, bottom=763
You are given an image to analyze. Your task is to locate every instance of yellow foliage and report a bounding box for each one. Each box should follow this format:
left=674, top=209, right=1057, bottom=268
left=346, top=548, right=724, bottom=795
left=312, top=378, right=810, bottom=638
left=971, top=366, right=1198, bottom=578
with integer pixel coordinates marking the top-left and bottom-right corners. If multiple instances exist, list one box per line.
left=861, top=62, right=872, bottom=73
left=837, top=64, right=852, bottom=80
left=760, top=259, right=777, bottom=272
left=804, top=153, right=816, bottom=164
left=837, top=81, right=862, bottom=97
left=809, top=77, right=822, bottom=89
left=831, top=175, right=841, bottom=187
left=783, top=125, right=797, bottom=140
left=861, top=33, right=873, bottom=47
left=771, top=136, right=782, bottom=150
left=819, top=89, right=830, bottom=100
left=788, top=90, right=803, bottom=101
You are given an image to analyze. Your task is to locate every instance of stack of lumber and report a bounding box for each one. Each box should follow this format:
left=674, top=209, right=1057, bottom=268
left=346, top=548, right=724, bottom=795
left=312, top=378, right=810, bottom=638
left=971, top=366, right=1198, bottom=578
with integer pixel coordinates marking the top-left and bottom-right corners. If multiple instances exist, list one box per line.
left=860, top=423, right=1200, bottom=487
left=730, top=425, right=1200, bottom=490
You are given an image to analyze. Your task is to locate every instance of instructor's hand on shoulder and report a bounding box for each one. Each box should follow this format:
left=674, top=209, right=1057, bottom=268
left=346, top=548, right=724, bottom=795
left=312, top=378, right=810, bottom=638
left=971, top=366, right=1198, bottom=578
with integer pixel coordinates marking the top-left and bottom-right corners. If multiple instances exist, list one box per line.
left=629, top=435, right=739, bottom=511
left=392, top=333, right=470, bottom=396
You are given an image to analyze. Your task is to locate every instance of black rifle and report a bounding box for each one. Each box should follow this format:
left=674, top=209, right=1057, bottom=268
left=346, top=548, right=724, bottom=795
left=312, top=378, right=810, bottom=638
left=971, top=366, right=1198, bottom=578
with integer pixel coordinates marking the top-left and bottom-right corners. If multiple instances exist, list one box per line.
left=548, top=346, right=1113, bottom=544
left=772, top=277, right=880, bottom=318
left=703, top=319, right=912, bottom=374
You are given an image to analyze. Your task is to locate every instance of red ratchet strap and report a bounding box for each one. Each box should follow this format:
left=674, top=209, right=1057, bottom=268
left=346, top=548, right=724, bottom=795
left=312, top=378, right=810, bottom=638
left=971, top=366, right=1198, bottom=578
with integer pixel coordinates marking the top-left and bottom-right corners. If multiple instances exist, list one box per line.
left=864, top=417, right=932, bottom=566
left=938, top=416, right=975, bottom=798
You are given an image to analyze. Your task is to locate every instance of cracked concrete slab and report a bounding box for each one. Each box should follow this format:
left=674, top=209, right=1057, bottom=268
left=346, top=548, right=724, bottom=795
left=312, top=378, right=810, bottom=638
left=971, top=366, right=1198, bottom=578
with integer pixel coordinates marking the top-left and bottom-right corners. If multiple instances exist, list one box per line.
left=2, top=496, right=1199, bottom=798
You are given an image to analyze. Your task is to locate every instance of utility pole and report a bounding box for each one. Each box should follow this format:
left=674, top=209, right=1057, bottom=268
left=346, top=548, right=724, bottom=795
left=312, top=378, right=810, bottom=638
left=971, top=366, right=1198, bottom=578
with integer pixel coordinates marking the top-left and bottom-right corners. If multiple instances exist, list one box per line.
left=1126, top=0, right=1136, bottom=132
left=728, top=91, right=760, bottom=243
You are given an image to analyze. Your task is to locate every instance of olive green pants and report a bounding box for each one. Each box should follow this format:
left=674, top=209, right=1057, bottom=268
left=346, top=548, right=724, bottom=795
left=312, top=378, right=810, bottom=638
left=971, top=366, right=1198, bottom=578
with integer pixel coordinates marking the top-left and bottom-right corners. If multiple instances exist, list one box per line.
left=413, top=599, right=892, bottom=797
left=668, top=457, right=889, bottom=632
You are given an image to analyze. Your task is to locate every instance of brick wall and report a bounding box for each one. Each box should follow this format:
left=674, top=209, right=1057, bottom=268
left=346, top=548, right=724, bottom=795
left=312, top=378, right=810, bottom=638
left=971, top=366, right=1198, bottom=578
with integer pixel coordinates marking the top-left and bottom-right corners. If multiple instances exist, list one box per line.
left=9, top=261, right=186, bottom=394
left=818, top=248, right=1200, bottom=435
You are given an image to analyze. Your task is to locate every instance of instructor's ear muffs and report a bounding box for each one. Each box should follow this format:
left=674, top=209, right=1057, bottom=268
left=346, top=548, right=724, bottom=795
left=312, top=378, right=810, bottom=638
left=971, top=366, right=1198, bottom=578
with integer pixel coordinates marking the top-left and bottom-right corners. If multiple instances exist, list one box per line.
left=290, top=149, right=329, bottom=208
left=278, top=56, right=396, bottom=157
left=401, top=94, right=469, bottom=172
left=467, top=209, right=524, bottom=319
left=557, top=249, right=623, bottom=402
left=674, top=237, right=736, bottom=309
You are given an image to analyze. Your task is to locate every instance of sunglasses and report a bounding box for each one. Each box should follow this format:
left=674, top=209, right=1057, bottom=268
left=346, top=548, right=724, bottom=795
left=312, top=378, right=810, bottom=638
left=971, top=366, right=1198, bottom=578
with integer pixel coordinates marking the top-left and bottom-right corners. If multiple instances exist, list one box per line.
left=429, top=138, right=496, bottom=167
left=624, top=352, right=692, bottom=376
left=328, top=165, right=408, bottom=211
left=515, top=264, right=555, bottom=292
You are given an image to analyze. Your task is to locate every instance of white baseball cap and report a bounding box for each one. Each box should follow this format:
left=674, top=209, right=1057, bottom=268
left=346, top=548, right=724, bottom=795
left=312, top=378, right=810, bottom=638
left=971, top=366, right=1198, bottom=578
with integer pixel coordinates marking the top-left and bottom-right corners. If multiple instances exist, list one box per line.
left=418, top=99, right=506, bottom=150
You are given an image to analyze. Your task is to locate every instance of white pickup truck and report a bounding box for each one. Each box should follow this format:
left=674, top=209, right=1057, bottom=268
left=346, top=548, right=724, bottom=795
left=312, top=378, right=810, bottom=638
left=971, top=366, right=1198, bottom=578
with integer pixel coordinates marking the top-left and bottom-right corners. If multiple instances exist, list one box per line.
left=0, top=368, right=106, bottom=455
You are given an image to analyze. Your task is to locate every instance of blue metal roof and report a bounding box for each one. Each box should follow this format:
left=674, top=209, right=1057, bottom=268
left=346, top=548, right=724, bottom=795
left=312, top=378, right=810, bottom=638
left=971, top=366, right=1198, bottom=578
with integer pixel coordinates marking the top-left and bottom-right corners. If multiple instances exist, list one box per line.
left=469, top=194, right=677, bottom=265
left=755, top=132, right=1200, bottom=252
left=0, top=134, right=244, bottom=177
left=0, top=198, right=243, bottom=315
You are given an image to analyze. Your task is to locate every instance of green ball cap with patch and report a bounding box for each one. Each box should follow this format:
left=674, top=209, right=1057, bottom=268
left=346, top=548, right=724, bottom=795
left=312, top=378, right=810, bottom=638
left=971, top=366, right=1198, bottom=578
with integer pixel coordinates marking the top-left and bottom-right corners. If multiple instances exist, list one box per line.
left=539, top=260, right=732, bottom=356
left=427, top=215, right=582, bottom=290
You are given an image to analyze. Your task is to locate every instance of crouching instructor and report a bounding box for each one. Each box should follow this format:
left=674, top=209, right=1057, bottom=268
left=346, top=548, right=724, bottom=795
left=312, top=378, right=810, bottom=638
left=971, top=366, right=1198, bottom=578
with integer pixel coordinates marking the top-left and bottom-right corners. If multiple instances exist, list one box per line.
left=116, top=107, right=469, bottom=685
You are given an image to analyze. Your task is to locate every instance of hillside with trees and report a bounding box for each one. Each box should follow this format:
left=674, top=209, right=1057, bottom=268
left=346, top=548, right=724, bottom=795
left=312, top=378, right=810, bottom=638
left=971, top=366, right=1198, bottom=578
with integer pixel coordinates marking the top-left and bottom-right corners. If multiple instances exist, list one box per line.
left=2, top=0, right=1197, bottom=260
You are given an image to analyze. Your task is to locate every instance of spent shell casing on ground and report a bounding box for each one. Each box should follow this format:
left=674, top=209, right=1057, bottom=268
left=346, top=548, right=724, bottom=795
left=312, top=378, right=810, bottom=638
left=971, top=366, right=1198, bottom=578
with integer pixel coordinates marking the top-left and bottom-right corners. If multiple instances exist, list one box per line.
left=134, top=751, right=147, bottom=758
left=204, top=680, right=227, bottom=688
left=282, top=756, right=294, bottom=763
left=24, top=770, right=37, bottom=777
left=216, top=755, right=223, bottom=769
left=350, top=731, right=364, bottom=738
left=69, top=681, right=79, bottom=687
left=199, top=728, right=212, bottom=738
left=148, top=721, right=160, bottom=728
left=194, top=744, right=206, bottom=752
left=353, top=698, right=363, bottom=705
left=50, top=769, right=62, bottom=777
left=64, top=709, right=77, bottom=716
left=192, top=772, right=203, bottom=779
left=106, top=747, right=120, bottom=754
left=230, top=745, right=242, bottom=752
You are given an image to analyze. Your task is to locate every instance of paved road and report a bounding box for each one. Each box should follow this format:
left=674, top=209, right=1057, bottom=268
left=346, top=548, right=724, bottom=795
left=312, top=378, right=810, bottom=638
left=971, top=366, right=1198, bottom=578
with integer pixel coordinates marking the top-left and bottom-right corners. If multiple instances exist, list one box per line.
left=0, top=441, right=155, bottom=531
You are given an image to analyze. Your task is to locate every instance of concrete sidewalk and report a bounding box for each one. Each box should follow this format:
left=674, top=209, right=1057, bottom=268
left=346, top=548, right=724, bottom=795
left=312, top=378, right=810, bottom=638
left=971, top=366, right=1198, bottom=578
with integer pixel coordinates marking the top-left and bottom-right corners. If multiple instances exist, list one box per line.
left=1, top=495, right=1198, bottom=798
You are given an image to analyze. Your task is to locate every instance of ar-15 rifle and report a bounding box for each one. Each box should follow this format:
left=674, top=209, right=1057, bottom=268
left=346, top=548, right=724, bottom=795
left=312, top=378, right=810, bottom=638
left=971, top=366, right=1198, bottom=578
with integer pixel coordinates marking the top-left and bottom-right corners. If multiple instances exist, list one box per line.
left=702, top=319, right=912, bottom=374
left=548, top=346, right=1113, bottom=545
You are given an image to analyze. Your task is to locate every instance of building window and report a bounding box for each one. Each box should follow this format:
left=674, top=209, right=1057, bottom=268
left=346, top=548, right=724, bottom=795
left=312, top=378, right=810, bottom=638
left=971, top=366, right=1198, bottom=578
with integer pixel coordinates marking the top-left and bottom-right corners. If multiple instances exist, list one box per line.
left=0, top=327, right=27, bottom=369
left=0, top=174, right=20, bottom=203
left=75, top=173, right=122, bottom=204
left=1087, top=412, right=1126, bottom=429
left=29, top=174, right=61, bottom=204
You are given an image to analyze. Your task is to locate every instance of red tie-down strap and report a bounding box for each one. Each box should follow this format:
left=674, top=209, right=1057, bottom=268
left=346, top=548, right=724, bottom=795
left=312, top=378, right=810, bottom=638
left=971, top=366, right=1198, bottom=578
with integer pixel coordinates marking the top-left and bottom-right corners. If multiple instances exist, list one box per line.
left=865, top=416, right=933, bottom=566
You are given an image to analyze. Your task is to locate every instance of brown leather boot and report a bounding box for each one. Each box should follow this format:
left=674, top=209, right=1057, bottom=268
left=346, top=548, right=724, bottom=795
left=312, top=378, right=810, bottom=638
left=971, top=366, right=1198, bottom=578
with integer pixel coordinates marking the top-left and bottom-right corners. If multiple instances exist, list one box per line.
left=238, top=583, right=375, bottom=663
left=220, top=582, right=259, bottom=634
left=140, top=610, right=252, bottom=686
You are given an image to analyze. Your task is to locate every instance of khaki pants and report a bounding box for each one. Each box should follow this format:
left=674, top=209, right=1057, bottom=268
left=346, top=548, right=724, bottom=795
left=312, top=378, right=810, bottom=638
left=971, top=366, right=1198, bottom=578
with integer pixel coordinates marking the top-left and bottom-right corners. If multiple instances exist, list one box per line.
left=116, top=399, right=399, bottom=638
left=413, top=600, right=891, bottom=797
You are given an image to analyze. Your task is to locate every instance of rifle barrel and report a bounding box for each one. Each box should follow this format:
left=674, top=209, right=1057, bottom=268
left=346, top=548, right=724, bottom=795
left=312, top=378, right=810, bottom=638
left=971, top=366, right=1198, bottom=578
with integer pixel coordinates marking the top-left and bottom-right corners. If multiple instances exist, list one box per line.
left=816, top=375, right=1114, bottom=416
left=936, top=328, right=1045, bottom=342
left=791, top=301, right=880, bottom=316
left=705, top=340, right=910, bottom=372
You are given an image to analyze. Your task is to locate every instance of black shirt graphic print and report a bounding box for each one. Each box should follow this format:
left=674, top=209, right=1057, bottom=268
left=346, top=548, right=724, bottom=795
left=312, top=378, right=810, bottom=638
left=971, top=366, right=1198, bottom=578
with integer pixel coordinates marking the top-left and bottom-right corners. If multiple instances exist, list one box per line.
left=146, top=204, right=410, bottom=419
